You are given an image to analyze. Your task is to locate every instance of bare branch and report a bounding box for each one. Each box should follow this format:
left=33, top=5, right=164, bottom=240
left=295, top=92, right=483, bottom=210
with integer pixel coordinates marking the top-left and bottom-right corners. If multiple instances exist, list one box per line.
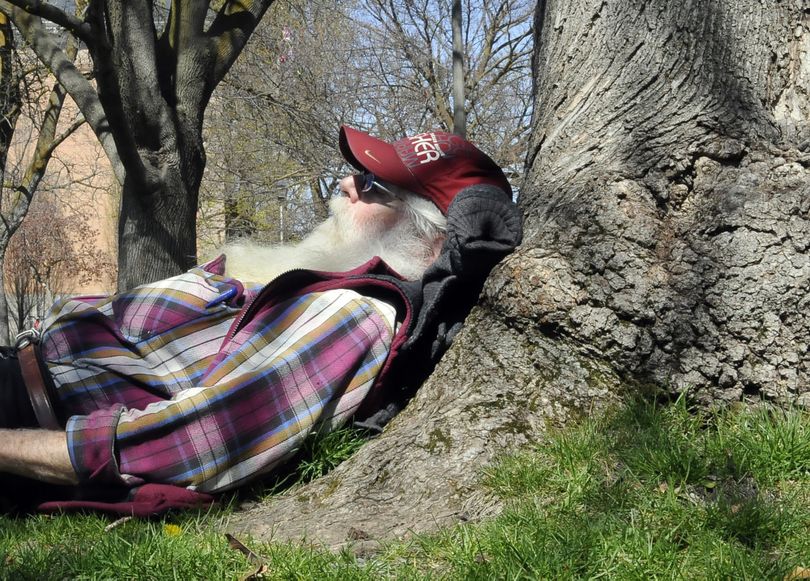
left=0, top=0, right=95, bottom=46
left=0, top=3, right=124, bottom=183
left=452, top=0, right=465, bottom=136
left=43, top=114, right=85, bottom=165
left=0, top=10, right=20, bottom=204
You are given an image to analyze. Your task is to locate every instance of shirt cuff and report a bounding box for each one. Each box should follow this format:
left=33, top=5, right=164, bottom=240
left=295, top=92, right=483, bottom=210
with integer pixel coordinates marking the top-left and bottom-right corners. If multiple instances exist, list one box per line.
left=66, top=405, right=141, bottom=486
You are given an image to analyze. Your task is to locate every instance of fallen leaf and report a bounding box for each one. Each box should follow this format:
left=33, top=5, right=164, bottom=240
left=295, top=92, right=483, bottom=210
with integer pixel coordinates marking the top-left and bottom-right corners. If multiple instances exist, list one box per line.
left=785, top=566, right=810, bottom=580
left=226, top=533, right=265, bottom=565
left=240, top=563, right=269, bottom=581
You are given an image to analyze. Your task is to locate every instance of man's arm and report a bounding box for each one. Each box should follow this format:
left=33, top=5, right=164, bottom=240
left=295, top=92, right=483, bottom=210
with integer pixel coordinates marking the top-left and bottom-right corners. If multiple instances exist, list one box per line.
left=0, top=429, right=78, bottom=485
left=64, top=291, right=395, bottom=492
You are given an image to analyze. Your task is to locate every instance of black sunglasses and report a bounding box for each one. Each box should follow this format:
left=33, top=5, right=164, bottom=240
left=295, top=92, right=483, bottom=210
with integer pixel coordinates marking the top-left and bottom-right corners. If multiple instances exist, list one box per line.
left=360, top=173, right=401, bottom=199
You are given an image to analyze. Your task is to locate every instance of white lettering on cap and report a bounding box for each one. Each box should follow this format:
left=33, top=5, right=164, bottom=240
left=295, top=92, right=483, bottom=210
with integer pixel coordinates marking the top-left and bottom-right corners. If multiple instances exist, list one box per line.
left=408, top=132, right=442, bottom=164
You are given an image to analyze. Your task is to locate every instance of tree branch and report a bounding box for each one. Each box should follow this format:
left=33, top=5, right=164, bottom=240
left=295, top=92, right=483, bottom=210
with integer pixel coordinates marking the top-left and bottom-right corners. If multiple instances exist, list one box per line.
left=379, top=0, right=453, bottom=128
left=206, top=0, right=275, bottom=89
left=0, top=3, right=125, bottom=183
left=0, top=10, right=20, bottom=215
left=0, top=0, right=94, bottom=46
left=20, top=21, right=83, bottom=198
left=103, top=2, right=168, bottom=143
left=47, top=115, right=86, bottom=156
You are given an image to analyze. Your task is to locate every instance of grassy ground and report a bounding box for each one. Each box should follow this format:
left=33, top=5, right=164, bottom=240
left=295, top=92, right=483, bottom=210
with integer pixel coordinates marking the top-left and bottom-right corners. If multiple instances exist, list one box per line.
left=0, top=399, right=807, bottom=580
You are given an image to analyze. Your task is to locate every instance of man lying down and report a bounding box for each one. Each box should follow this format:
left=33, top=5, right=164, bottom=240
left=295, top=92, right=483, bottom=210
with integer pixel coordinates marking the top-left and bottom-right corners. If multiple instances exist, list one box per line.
left=0, top=126, right=521, bottom=514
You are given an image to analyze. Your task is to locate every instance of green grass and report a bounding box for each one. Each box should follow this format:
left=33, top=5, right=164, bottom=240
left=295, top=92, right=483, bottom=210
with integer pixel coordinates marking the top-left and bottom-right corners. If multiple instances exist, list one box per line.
left=296, top=426, right=370, bottom=483
left=0, top=400, right=808, bottom=580
left=424, top=399, right=810, bottom=579
left=0, top=510, right=246, bottom=580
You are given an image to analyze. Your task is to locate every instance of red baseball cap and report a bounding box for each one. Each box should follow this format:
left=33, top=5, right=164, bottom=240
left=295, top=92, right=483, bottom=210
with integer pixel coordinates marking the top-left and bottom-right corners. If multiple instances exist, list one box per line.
left=339, top=126, right=512, bottom=215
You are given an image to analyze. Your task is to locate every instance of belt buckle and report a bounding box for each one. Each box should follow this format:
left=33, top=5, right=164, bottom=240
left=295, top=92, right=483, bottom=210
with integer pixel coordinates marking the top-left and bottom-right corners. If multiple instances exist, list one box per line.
left=15, top=327, right=41, bottom=350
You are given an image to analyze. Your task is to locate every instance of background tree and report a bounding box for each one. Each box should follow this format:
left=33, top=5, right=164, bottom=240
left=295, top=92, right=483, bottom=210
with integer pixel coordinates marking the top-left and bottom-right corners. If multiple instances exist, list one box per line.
left=5, top=197, right=113, bottom=334
left=452, top=0, right=466, bottom=136
left=0, top=0, right=277, bottom=289
left=0, top=10, right=86, bottom=342
left=360, top=0, right=533, bottom=176
left=200, top=0, right=373, bottom=250
left=228, top=0, right=810, bottom=548
left=200, top=0, right=532, bottom=250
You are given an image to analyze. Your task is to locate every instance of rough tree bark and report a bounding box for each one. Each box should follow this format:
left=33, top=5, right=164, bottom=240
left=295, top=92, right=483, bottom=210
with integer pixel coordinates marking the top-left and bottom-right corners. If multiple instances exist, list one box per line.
left=519, top=0, right=810, bottom=406
left=228, top=0, right=809, bottom=548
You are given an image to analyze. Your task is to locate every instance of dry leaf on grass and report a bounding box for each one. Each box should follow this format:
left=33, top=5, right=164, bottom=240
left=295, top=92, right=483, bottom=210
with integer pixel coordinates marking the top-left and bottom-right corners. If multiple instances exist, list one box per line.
left=240, top=563, right=269, bottom=580
left=226, top=534, right=269, bottom=581
left=785, top=566, right=810, bottom=580
left=226, top=533, right=266, bottom=564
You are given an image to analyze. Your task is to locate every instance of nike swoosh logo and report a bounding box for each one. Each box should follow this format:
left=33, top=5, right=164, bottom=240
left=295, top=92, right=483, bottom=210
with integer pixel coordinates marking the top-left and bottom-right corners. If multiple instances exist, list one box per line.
left=364, top=149, right=381, bottom=164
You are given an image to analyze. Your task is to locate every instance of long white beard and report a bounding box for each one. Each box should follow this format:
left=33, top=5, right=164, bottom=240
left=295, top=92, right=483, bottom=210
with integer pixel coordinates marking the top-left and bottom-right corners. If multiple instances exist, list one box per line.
left=219, top=197, right=434, bottom=283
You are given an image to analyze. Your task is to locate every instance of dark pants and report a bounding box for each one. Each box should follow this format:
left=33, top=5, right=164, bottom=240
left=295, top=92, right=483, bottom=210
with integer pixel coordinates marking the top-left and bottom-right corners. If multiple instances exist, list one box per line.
left=0, top=347, right=71, bottom=513
left=0, top=347, right=37, bottom=428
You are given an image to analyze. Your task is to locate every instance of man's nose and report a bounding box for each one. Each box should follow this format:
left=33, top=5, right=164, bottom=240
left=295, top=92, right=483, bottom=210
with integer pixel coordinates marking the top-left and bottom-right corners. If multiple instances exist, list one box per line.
left=339, top=175, right=361, bottom=203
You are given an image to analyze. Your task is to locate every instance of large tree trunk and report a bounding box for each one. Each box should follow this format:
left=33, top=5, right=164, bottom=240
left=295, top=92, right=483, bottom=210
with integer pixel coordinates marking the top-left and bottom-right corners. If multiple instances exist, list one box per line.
left=97, top=2, right=209, bottom=289
left=115, top=126, right=205, bottom=289
left=228, top=0, right=810, bottom=547
left=520, top=0, right=810, bottom=406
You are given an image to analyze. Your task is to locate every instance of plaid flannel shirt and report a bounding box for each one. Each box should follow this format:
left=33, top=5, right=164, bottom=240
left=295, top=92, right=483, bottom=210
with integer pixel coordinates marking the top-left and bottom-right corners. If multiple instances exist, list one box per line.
left=39, top=261, right=396, bottom=493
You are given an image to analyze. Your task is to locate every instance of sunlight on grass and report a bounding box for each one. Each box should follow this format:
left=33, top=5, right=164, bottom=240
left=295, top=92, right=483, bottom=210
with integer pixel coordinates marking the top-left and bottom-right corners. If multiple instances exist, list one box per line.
left=297, top=426, right=370, bottom=483
left=0, top=400, right=807, bottom=579
left=0, top=509, right=249, bottom=579
left=447, top=399, right=810, bottom=579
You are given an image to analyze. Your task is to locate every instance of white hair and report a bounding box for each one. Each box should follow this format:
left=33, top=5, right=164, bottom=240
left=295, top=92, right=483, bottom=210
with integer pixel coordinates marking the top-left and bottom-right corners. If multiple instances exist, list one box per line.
left=400, top=190, right=447, bottom=245
left=219, top=189, right=447, bottom=284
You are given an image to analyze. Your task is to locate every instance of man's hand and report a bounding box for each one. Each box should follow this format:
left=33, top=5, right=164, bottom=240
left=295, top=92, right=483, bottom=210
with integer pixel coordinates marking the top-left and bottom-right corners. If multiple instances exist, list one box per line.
left=0, top=429, right=78, bottom=485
